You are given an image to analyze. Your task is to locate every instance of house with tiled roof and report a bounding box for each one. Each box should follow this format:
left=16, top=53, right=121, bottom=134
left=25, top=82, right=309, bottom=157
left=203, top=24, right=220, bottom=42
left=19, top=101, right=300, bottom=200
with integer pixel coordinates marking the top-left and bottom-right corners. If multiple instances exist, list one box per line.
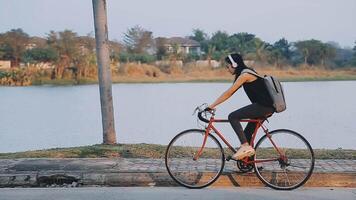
left=158, top=37, right=201, bottom=55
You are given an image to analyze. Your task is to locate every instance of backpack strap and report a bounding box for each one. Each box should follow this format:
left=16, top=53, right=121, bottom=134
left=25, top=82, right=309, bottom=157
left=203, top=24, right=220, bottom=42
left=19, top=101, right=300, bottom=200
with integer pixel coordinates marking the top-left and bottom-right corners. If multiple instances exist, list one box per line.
left=241, top=68, right=264, bottom=79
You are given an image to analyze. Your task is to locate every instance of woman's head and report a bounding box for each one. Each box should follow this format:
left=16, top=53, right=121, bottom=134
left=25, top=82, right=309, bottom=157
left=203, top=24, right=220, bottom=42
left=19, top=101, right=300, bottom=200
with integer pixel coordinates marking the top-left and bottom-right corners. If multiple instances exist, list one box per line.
left=225, top=53, right=248, bottom=76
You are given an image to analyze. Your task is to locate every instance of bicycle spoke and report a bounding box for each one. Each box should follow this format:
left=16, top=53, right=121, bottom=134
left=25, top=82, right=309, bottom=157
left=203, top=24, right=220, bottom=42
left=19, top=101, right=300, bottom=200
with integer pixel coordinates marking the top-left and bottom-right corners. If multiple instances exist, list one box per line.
left=283, top=169, right=291, bottom=186
left=254, top=129, right=315, bottom=190
left=165, top=130, right=225, bottom=188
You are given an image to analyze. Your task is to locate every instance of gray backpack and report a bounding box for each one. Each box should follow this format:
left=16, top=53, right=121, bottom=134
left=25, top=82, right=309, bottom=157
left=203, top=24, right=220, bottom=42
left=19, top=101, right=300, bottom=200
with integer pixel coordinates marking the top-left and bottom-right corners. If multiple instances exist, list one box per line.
left=242, top=69, right=287, bottom=113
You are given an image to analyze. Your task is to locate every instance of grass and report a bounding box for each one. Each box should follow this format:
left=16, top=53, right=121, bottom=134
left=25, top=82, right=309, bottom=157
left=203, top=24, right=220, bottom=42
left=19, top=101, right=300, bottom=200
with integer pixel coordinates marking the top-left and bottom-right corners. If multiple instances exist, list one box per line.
left=9, top=67, right=356, bottom=86
left=0, top=144, right=166, bottom=159
left=0, top=144, right=354, bottom=160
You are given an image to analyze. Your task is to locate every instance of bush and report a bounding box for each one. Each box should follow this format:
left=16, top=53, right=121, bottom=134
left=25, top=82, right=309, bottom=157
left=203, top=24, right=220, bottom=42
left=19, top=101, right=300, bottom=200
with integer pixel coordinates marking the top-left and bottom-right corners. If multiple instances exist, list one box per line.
left=184, top=52, right=201, bottom=62
left=118, top=52, right=156, bottom=64
left=0, top=71, right=10, bottom=79
left=133, top=54, right=156, bottom=63
left=120, top=63, right=162, bottom=77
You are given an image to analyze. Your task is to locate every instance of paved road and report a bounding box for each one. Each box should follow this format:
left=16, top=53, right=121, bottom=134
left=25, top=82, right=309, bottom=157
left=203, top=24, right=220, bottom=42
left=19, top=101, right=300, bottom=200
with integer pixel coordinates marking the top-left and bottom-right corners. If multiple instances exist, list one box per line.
left=0, top=187, right=355, bottom=200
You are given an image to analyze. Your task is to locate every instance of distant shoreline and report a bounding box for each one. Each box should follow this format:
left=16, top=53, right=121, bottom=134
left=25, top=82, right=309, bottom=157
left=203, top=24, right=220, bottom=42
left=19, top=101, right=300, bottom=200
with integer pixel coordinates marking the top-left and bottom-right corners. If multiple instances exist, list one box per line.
left=1, top=76, right=356, bottom=87
left=0, top=76, right=356, bottom=87
left=31, top=75, right=356, bottom=86
left=2, top=67, right=356, bottom=86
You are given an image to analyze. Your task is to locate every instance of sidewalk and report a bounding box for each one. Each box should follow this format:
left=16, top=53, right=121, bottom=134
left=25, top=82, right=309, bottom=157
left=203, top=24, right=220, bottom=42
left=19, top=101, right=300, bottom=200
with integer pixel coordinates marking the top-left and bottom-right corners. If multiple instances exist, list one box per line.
left=0, top=158, right=355, bottom=188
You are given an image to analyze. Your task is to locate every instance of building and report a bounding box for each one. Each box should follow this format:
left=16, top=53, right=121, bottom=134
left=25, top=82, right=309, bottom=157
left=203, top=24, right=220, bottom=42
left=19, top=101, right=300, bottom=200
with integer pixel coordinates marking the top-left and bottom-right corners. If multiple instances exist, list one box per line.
left=0, top=60, right=11, bottom=69
left=157, top=37, right=201, bottom=55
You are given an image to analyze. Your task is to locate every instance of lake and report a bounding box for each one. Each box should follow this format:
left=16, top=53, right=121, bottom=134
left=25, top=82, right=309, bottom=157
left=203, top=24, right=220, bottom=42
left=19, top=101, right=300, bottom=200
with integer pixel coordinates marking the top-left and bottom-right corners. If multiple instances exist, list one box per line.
left=0, top=81, right=355, bottom=153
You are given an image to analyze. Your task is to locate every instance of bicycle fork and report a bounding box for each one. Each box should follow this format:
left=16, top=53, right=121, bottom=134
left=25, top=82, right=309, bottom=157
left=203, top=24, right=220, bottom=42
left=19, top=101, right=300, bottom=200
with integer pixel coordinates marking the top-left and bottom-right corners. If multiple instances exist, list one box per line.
left=193, top=124, right=213, bottom=161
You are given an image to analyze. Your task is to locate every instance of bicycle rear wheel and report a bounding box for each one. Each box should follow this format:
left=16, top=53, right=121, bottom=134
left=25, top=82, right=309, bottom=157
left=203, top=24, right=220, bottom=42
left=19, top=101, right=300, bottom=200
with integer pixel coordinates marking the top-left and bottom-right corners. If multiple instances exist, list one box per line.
left=254, top=129, right=314, bottom=190
left=165, top=129, right=225, bottom=189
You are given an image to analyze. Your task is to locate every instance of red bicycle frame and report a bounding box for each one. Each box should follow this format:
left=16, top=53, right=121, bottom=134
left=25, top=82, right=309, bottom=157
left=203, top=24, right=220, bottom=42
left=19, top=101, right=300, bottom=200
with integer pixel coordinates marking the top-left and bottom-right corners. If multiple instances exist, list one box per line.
left=193, top=115, right=285, bottom=164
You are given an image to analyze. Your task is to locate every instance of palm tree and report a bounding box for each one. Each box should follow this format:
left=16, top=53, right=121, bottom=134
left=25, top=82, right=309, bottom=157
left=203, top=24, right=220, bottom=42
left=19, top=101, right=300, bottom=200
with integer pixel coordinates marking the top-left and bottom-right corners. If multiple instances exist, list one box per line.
left=92, top=0, right=117, bottom=144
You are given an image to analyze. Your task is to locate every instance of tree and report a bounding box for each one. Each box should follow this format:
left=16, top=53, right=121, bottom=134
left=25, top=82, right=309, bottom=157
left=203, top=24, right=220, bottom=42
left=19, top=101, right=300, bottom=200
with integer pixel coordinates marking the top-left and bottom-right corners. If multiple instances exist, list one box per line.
left=273, top=38, right=291, bottom=60
left=227, top=32, right=256, bottom=55
left=350, top=41, right=356, bottom=66
left=189, top=29, right=209, bottom=54
left=209, top=31, right=229, bottom=52
left=22, top=47, right=58, bottom=64
left=46, top=30, right=80, bottom=78
left=76, top=34, right=97, bottom=78
left=267, top=46, right=284, bottom=67
left=58, top=30, right=80, bottom=62
left=319, top=43, right=336, bottom=66
left=109, top=39, right=122, bottom=64
left=169, top=43, right=183, bottom=61
left=205, top=44, right=216, bottom=66
left=266, top=38, right=291, bottom=67
left=253, top=37, right=268, bottom=62
left=123, top=25, right=154, bottom=54
left=155, top=37, right=168, bottom=60
left=92, top=0, right=117, bottom=145
left=189, top=29, right=208, bottom=43
left=0, top=28, right=29, bottom=67
left=294, top=39, right=336, bottom=66
left=0, top=41, right=12, bottom=60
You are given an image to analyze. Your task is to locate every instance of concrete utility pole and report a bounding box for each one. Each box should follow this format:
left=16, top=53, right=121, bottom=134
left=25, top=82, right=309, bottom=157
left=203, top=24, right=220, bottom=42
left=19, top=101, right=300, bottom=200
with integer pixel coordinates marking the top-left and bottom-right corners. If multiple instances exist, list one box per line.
left=92, top=0, right=117, bottom=144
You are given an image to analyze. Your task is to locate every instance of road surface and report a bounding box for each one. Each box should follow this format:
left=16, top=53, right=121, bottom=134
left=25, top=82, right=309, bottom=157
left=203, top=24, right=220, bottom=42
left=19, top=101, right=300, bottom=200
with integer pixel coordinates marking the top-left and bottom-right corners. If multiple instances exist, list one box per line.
left=0, top=187, right=355, bottom=200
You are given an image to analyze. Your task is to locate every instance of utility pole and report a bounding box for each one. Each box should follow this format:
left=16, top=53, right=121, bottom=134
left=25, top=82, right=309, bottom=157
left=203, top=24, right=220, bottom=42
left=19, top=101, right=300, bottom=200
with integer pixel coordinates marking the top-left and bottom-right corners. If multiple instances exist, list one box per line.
left=92, top=0, right=117, bottom=144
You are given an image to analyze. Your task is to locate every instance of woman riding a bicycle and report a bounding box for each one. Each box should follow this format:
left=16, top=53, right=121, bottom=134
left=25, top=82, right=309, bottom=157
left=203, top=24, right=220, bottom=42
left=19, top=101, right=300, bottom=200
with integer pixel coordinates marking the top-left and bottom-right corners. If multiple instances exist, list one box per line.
left=165, top=53, right=314, bottom=190
left=207, top=53, right=275, bottom=160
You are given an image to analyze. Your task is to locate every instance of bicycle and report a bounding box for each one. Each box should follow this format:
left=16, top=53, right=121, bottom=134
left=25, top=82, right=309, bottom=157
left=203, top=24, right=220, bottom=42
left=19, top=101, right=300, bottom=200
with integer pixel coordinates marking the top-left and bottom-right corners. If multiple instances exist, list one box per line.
left=165, top=105, right=315, bottom=190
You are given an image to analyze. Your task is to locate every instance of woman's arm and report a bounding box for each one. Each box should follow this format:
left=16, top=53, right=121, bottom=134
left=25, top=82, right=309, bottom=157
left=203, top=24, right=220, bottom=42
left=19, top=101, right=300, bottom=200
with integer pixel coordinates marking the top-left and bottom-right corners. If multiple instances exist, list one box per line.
left=208, top=73, right=251, bottom=109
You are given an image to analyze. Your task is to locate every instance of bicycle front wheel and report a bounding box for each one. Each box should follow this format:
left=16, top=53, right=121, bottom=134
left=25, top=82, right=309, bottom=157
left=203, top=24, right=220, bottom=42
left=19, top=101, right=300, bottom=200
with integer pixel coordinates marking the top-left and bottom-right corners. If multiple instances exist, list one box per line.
left=254, top=129, right=315, bottom=190
left=165, top=129, right=225, bottom=189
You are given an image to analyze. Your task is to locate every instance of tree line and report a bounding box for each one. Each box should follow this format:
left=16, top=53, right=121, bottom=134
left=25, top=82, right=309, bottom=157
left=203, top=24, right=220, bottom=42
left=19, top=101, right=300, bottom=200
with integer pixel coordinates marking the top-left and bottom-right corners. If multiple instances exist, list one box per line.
left=1, top=27, right=356, bottom=74
left=188, top=29, right=356, bottom=68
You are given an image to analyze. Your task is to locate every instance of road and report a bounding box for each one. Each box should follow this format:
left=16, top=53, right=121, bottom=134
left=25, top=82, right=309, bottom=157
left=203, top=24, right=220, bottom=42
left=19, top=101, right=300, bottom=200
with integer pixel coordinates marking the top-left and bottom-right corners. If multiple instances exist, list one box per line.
left=0, top=187, right=355, bottom=200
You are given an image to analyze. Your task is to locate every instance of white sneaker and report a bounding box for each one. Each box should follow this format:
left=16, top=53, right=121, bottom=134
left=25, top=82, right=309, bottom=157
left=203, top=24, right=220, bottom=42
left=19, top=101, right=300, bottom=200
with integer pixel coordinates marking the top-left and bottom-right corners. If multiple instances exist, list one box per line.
left=232, top=145, right=255, bottom=160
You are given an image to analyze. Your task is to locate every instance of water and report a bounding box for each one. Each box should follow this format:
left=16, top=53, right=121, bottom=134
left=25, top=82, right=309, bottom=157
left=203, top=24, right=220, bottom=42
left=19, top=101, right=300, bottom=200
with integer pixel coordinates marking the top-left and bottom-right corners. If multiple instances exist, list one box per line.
left=0, top=81, right=355, bottom=153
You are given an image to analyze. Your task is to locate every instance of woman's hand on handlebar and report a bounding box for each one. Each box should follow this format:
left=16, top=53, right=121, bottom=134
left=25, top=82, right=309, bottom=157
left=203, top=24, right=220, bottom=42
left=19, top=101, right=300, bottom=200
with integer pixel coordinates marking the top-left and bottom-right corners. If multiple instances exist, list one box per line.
left=204, top=106, right=216, bottom=114
left=195, top=104, right=215, bottom=123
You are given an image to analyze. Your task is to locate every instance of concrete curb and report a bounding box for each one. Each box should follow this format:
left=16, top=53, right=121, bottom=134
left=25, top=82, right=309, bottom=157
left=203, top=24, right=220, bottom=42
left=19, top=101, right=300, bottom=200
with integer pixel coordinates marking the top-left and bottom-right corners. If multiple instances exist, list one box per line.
left=0, top=158, right=355, bottom=188
left=0, top=171, right=355, bottom=188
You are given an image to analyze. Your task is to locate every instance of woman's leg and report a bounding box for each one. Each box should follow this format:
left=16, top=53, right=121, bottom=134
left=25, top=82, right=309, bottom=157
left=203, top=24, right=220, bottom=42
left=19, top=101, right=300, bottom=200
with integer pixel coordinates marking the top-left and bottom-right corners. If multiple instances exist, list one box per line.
left=228, top=103, right=273, bottom=144
left=244, top=122, right=257, bottom=144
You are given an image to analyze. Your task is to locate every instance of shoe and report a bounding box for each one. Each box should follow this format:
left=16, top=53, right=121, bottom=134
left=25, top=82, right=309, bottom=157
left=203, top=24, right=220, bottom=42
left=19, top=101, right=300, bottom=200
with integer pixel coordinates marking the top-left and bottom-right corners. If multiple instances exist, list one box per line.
left=232, top=145, right=255, bottom=160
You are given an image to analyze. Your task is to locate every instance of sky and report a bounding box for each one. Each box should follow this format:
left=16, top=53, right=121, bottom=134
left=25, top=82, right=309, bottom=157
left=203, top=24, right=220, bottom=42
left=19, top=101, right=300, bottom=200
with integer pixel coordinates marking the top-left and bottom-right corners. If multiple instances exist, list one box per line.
left=0, top=0, right=355, bottom=48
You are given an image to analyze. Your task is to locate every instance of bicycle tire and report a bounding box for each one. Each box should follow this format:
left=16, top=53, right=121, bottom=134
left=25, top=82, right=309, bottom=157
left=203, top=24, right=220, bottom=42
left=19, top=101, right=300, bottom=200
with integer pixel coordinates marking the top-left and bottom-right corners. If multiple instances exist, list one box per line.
left=165, top=129, right=225, bottom=189
left=254, top=129, right=315, bottom=190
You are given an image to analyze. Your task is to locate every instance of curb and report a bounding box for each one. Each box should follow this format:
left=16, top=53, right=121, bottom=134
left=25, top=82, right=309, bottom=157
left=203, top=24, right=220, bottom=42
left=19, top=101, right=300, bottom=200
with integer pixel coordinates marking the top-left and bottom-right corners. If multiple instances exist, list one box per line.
left=0, top=171, right=355, bottom=188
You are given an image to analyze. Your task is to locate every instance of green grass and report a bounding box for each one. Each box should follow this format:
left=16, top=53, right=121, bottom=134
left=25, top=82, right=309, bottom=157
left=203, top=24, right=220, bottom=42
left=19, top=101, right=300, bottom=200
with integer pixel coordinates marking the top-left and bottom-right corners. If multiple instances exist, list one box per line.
left=0, top=144, right=354, bottom=160
left=0, top=144, right=166, bottom=159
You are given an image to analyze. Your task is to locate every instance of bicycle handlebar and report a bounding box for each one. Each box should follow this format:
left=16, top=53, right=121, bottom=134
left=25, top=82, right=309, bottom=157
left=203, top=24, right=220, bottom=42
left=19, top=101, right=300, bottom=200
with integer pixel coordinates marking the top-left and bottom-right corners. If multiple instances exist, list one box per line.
left=198, top=111, right=210, bottom=123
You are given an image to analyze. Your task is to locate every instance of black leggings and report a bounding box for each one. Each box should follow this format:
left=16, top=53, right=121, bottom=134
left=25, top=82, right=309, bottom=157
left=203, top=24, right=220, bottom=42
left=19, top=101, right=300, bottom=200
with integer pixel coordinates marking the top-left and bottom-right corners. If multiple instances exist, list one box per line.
left=228, top=103, right=274, bottom=144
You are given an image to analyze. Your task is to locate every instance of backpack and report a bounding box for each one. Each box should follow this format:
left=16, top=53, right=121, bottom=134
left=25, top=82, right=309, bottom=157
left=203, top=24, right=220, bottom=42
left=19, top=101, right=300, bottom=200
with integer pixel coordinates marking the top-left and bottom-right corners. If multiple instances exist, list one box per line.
left=241, top=69, right=287, bottom=113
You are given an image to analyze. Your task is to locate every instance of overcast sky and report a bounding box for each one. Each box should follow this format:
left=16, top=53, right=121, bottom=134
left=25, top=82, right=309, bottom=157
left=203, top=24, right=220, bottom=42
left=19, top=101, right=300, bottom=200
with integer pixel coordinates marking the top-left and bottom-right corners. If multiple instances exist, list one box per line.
left=0, top=0, right=355, bottom=47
